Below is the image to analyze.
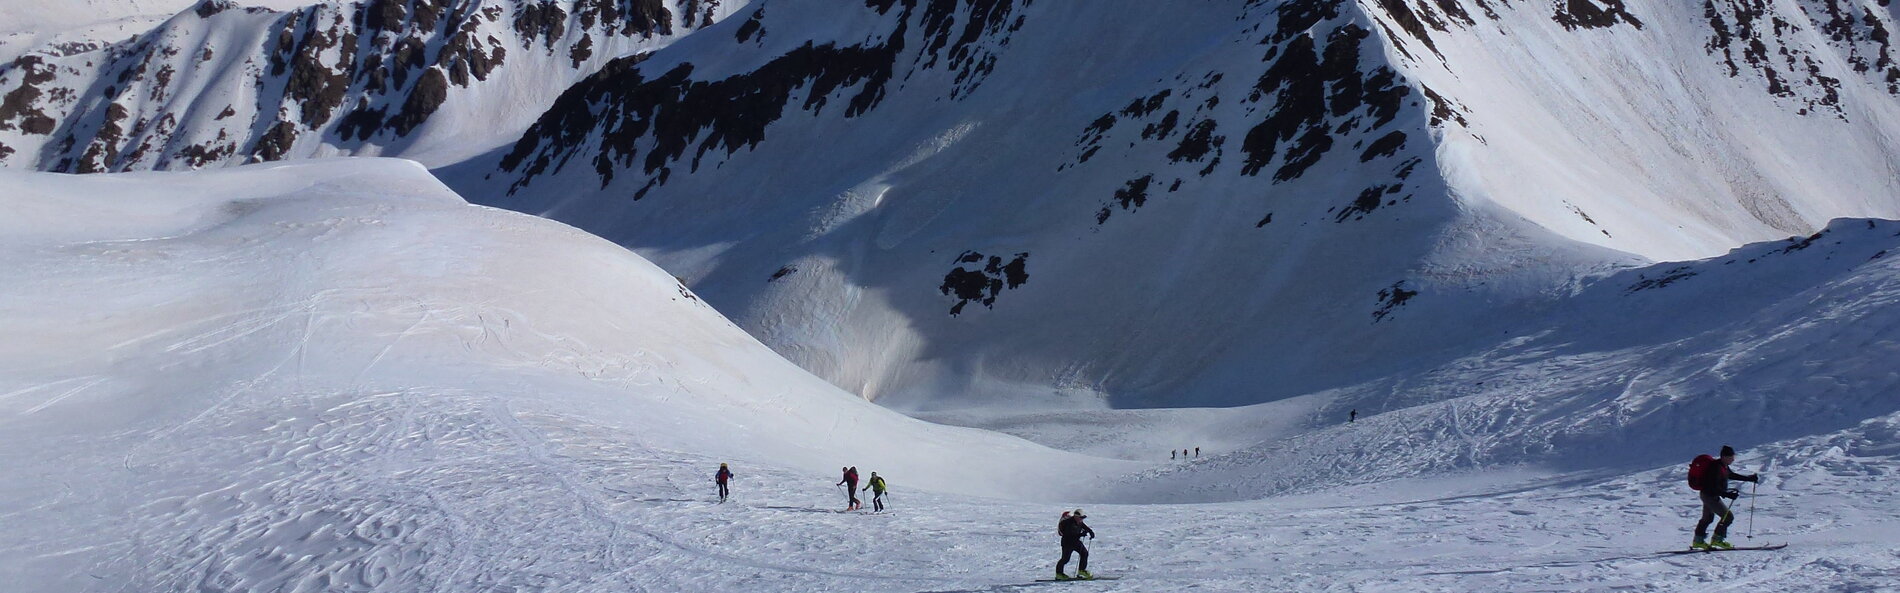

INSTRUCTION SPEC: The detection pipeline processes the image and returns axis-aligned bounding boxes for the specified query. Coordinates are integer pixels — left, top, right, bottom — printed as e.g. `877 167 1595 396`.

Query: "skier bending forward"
838 467 860 511
1056 509 1095 580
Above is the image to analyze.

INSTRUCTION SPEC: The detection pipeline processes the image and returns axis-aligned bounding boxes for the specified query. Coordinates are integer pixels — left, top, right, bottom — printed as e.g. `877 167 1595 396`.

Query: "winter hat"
1720 445 1736 457
1072 508 1086 518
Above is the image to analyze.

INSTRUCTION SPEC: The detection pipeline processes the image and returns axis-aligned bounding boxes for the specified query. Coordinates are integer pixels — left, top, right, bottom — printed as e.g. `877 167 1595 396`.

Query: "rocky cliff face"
0 0 742 171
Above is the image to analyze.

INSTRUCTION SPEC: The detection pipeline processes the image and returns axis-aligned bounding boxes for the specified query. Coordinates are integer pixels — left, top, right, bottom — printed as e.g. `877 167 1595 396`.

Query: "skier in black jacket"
1055 509 1095 580
1693 445 1760 550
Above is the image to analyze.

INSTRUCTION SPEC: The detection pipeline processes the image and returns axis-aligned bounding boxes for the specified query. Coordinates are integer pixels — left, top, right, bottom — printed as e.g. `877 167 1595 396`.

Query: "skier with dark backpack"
1055 509 1095 580
714 463 733 502
1687 445 1760 550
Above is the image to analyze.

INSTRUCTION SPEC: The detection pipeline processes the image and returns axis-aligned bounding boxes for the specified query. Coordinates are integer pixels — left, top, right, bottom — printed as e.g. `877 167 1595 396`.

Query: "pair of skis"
1026 544 1788 585
1659 543 1786 554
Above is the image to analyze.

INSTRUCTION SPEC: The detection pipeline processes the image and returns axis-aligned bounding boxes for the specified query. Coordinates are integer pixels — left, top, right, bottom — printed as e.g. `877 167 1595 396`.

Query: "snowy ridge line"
1365 0 1900 260
0 0 747 172
480 0 1900 257
1093 217 1900 501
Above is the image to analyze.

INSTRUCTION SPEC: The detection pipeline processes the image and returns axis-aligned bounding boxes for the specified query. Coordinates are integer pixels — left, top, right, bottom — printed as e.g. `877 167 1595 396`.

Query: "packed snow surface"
3 161 1899 592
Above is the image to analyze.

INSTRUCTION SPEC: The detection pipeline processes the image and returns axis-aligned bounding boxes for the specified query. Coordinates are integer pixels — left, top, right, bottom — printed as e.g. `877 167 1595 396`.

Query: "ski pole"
1747 481 1757 539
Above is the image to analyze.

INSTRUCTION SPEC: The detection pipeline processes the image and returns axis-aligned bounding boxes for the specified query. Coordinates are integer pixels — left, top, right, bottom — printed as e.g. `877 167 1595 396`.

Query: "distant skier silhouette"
862 472 888 512
1350 409 1357 423
1055 509 1095 580
714 463 733 502
838 466 861 511
1688 445 1759 549
1194 447 1199 458
1171 450 1177 460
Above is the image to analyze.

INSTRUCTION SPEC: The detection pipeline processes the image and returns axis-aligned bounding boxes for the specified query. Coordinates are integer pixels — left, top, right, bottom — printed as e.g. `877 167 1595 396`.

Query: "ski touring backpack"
1687 454 1717 490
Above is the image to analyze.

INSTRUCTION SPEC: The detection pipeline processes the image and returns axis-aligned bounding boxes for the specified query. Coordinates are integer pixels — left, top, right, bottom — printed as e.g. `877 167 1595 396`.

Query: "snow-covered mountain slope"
0 1 326 65
0 159 1139 589
1092 217 1900 500
4 159 1897 593
1390 0 1900 261
0 0 744 171
446 0 1900 411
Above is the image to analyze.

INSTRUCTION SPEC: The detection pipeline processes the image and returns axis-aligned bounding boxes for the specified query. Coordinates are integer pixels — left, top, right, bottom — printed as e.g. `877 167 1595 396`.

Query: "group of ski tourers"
704 443 1762 582
710 464 890 512
837 466 889 511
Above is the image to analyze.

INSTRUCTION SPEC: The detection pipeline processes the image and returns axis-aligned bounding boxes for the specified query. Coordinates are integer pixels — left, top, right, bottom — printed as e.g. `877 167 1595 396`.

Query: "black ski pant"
870 491 885 512
1694 491 1734 540
717 481 729 500
1057 539 1088 574
845 482 859 508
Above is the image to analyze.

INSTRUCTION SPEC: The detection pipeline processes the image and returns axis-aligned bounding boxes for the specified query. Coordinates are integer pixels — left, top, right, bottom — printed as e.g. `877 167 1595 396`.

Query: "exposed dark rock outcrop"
0 56 59 135
1372 280 1418 322
501 0 1037 196
1702 0 1900 116
939 250 1030 316
1627 266 1698 292
1552 0 1644 30
1095 174 1155 224
1059 2 1430 230
1239 21 1410 183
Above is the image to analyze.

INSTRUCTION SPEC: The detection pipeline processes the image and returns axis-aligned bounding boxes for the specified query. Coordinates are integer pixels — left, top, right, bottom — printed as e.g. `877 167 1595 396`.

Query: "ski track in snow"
13 374 1896 592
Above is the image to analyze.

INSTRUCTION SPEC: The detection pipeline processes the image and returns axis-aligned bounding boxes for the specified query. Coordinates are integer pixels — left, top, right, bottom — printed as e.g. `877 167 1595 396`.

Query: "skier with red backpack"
837 467 861 511
1687 445 1760 550
714 463 733 502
